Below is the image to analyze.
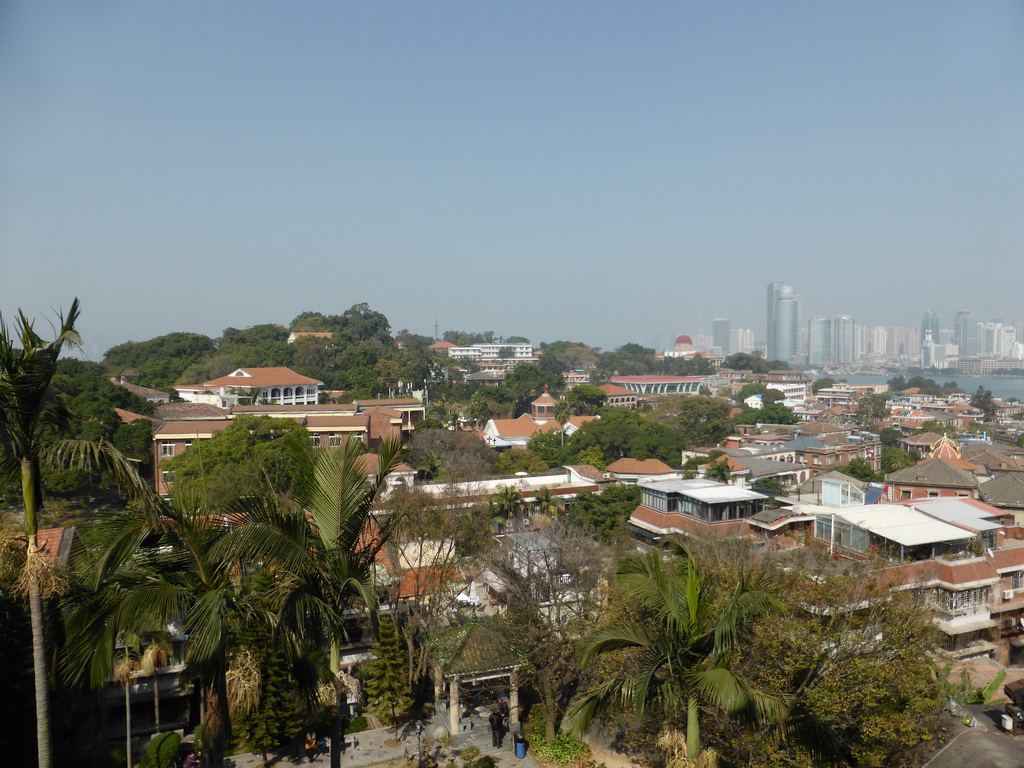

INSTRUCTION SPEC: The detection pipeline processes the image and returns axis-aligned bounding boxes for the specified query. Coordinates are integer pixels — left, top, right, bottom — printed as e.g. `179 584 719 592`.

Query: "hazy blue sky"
2 1 1022 358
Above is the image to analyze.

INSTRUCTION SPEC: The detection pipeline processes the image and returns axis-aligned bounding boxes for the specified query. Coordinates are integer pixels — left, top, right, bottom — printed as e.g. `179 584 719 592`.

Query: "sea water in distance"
834 374 1024 402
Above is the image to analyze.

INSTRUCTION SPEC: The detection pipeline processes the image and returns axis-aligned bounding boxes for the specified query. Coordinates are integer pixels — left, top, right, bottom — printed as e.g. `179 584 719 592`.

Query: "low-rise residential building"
175 367 323 407
885 457 981 501
783 434 882 474
153 419 231 494
432 342 539 372
152 396 425 494
605 458 676 483
597 383 638 409
627 478 768 543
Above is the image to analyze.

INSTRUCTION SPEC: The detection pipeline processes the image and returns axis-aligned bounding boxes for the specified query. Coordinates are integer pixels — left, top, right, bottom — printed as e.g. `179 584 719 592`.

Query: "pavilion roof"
428 621 523 677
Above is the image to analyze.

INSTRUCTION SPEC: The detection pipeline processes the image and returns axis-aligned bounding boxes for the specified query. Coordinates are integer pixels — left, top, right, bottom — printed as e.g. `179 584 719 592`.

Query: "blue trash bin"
514 732 527 759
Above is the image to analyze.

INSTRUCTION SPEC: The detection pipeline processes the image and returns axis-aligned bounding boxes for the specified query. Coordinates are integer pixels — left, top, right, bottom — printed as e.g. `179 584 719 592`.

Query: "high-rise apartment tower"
766 282 799 363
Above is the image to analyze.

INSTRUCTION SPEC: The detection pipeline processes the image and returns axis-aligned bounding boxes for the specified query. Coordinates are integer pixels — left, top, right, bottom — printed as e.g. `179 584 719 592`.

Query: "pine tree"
232 577 302 766
234 640 300 766
363 617 411 735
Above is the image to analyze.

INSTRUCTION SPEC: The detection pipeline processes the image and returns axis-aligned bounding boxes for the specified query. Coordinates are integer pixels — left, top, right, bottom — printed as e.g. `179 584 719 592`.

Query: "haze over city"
2 2 1023 356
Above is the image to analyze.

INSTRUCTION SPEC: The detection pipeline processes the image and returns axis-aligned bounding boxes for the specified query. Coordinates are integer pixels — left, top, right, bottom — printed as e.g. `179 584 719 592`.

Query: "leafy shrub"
460 746 480 762
140 732 183 768
526 708 591 766
465 757 496 768
346 715 368 734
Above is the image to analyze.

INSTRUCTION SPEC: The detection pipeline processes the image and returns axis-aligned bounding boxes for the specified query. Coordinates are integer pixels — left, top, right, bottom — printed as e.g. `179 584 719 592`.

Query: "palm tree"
565 543 784 760
534 486 560 519
704 458 732 485
269 434 405 768
552 400 572 447
416 449 444 481
71 494 275 768
0 300 81 768
1 299 153 768
490 484 520 531
140 634 173 734
113 634 144 768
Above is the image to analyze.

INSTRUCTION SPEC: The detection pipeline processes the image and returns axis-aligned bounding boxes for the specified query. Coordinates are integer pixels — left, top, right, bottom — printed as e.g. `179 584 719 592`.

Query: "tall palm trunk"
23 458 52 768
153 670 161 733
330 642 343 768
29 575 51 768
204 666 230 768
686 697 700 760
124 679 133 768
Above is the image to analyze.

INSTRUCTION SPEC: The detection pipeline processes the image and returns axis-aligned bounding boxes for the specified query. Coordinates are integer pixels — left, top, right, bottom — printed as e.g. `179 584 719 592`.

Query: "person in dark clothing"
488 709 502 747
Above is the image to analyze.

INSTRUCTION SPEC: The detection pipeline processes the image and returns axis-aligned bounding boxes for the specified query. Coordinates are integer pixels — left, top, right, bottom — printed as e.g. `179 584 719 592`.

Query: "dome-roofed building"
931 434 963 461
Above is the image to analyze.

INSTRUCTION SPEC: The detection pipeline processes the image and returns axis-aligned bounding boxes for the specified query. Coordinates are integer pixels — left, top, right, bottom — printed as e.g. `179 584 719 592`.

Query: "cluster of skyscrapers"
750 283 1022 370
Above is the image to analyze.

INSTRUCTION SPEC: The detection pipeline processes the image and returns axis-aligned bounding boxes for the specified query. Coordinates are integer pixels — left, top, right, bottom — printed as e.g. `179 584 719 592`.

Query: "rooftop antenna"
434 318 439 341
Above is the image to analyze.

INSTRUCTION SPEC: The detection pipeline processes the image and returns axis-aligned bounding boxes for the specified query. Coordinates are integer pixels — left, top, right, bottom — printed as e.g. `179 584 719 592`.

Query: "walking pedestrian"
305 731 317 763
488 708 501 748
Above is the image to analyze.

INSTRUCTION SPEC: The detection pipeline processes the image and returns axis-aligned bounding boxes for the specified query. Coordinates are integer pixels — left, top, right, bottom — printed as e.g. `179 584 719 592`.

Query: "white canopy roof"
836 505 973 548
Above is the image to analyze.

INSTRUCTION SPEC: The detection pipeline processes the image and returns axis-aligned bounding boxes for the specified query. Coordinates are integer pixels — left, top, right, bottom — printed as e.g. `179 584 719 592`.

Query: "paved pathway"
223 717 540 768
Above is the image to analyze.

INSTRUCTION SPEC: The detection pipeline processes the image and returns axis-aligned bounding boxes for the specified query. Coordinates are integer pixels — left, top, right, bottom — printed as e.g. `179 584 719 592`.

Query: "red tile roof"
202 367 323 388
489 414 542 438
609 375 701 383
598 384 635 395
606 458 674 475
153 420 232 437
114 408 150 424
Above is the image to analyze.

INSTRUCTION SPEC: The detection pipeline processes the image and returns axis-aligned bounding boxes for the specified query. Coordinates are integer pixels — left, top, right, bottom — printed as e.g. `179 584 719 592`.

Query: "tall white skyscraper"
729 328 755 354
834 315 856 365
766 282 799 363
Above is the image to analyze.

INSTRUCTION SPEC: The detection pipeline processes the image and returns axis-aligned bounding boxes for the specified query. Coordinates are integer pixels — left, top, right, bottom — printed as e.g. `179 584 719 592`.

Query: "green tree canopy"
811 377 837 394
568 407 683 465
160 416 307 509
566 543 784 761
733 403 799 426
103 332 217 390
651 395 733 448
565 384 607 415
563 485 641 542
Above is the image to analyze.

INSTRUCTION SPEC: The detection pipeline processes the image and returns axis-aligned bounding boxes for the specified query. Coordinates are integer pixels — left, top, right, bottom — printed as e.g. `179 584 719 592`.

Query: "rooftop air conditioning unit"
1005 589 1015 601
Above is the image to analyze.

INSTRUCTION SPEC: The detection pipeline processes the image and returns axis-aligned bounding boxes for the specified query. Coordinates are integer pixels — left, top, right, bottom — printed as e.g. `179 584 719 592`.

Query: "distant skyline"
3 2 1023 358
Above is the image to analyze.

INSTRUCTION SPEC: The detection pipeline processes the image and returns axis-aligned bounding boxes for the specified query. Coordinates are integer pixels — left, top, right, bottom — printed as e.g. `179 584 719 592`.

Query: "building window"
937 586 990 615
183 441 193 451
160 442 175 458
1013 571 1024 591
295 387 304 398
309 434 321 448
329 434 342 447
900 490 911 500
